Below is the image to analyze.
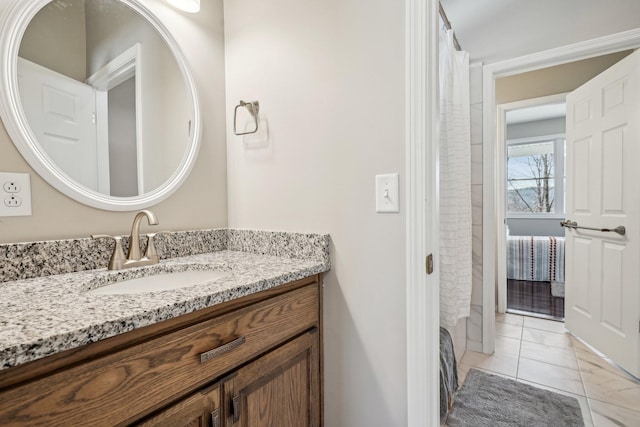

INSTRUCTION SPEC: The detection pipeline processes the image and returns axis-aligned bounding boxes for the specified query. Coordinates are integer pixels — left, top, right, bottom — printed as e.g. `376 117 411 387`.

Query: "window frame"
506 133 566 218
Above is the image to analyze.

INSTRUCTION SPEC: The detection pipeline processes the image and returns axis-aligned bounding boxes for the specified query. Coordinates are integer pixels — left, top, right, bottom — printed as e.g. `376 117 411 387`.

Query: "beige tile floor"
458 313 640 427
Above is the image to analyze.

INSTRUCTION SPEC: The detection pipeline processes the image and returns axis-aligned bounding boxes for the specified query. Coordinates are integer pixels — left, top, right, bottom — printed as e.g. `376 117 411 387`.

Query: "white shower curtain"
439 29 472 330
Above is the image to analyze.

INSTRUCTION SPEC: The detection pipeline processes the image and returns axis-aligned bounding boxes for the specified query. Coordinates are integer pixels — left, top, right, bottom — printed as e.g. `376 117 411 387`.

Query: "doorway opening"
481 34 640 355
496 94 566 321
499 97 567 322
488 46 640 379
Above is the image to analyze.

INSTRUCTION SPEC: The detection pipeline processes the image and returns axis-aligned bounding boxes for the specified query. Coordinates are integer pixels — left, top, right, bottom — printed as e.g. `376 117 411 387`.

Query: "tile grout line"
520 328 575 351
586 395 640 415
515 322 523 380
529 320 595 425
570 334 640 421
571 333 595 425
519 316 592 424
463 315 640 426
573 332 640 422
517 354 580 372
499 315 640 425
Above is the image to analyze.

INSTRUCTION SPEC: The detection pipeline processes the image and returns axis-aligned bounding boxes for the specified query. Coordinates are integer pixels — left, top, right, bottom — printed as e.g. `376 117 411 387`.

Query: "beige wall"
19 0 87 82
0 0 227 243
496 51 633 104
223 0 407 424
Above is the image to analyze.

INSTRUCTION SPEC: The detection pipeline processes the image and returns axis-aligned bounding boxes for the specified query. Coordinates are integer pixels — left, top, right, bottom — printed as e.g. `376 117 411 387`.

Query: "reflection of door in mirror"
17 58 107 193
17 0 190 197
17 54 141 197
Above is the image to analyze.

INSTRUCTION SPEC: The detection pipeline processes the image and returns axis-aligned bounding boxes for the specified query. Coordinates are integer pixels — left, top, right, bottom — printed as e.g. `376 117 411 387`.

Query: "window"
507 137 565 215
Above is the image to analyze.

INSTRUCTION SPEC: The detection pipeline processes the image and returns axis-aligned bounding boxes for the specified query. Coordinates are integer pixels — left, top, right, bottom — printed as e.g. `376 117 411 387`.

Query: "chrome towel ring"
233 100 260 135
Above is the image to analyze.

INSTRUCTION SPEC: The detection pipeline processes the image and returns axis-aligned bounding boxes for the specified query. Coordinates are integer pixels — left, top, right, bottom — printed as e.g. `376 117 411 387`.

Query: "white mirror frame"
0 0 202 211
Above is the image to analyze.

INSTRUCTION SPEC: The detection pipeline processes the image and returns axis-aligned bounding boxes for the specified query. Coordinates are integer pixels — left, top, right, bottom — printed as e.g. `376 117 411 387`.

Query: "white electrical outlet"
3 181 20 193
5 195 22 207
0 173 32 217
375 173 399 213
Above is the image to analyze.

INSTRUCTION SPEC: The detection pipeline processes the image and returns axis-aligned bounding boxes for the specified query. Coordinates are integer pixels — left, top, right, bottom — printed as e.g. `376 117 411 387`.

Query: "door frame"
496 93 569 314
405 0 440 425
482 28 640 354
87 43 144 195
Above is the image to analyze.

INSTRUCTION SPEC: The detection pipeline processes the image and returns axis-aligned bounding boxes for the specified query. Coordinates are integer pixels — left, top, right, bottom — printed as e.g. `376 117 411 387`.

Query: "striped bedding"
506 236 565 283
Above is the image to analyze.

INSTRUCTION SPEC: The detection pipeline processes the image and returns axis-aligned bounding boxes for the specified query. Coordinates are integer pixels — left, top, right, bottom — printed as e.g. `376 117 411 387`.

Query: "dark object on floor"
446 369 584 427
508 279 564 319
440 327 459 424
550 280 564 297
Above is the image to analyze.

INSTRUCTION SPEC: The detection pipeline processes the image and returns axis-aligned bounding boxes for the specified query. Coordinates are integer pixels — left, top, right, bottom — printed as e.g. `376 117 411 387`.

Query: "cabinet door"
136 383 222 427
223 330 320 427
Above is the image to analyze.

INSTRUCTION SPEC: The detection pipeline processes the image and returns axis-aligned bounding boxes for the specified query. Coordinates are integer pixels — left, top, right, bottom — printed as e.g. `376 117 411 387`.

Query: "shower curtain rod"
439 2 462 51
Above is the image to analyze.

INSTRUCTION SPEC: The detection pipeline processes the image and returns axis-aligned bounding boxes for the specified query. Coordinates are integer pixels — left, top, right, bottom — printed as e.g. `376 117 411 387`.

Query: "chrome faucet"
93 210 168 270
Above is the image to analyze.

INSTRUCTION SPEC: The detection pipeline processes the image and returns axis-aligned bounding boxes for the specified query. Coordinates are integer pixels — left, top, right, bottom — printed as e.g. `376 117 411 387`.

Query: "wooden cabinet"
137 384 222 427
0 275 323 427
139 331 319 427
221 331 320 427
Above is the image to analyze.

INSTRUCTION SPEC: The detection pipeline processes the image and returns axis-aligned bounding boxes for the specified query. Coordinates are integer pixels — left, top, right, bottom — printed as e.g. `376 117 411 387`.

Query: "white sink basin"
87 269 231 295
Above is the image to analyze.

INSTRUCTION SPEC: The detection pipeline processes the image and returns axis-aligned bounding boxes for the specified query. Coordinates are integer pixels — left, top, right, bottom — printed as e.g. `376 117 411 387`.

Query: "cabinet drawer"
0 284 318 427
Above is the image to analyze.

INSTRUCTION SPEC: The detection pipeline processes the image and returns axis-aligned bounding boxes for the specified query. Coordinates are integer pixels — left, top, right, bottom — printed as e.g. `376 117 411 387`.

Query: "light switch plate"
0 172 32 217
375 173 399 213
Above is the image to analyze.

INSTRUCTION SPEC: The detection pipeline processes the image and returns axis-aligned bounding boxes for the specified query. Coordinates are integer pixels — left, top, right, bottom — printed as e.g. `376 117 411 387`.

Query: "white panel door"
17 57 103 192
565 49 640 377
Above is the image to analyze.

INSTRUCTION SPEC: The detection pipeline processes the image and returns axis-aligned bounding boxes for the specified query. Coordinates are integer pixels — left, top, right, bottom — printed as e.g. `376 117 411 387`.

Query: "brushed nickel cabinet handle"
231 395 241 424
200 336 246 363
211 408 221 427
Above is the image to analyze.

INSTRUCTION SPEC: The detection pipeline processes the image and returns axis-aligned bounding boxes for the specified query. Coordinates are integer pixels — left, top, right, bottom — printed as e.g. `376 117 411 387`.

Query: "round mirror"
0 0 201 211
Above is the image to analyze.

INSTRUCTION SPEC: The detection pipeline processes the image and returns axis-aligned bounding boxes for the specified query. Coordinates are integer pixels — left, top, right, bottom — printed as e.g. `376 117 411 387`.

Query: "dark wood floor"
507 279 564 320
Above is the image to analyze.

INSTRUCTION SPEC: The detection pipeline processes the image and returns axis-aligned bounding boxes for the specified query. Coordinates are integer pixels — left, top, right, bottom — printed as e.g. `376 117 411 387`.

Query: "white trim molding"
482 29 640 354
406 0 439 425
86 43 140 91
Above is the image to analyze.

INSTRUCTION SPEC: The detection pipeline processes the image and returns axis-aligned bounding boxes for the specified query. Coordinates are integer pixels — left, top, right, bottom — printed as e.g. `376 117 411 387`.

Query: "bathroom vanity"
0 0 329 423
0 230 329 426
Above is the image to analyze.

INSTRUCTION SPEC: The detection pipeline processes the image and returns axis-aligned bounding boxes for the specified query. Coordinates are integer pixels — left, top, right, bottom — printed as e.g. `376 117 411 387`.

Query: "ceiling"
439 0 640 64
505 103 565 125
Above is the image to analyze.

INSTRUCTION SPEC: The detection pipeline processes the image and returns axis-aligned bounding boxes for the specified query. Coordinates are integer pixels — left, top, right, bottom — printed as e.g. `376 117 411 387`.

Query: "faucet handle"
92 234 126 270
144 231 171 262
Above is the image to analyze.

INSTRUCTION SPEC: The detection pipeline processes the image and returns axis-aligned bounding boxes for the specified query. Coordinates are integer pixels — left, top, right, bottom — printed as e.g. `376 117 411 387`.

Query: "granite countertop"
0 245 329 371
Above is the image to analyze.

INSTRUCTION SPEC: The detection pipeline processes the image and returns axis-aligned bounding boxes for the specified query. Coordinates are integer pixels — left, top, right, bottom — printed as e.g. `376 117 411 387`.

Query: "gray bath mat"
446 369 584 427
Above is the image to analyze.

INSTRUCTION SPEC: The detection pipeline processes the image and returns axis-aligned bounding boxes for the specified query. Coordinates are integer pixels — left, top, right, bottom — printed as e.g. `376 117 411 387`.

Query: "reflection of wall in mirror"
85 0 189 193
108 77 138 197
19 0 87 82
